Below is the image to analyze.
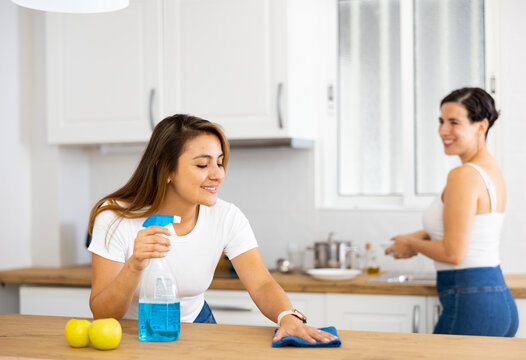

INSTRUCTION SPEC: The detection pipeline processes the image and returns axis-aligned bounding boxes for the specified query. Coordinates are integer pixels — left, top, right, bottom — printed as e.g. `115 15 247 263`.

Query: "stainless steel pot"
314 233 355 269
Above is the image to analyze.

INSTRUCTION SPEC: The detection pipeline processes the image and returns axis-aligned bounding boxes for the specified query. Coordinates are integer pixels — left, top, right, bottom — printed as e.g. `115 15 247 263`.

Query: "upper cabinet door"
46 0 162 144
163 0 287 139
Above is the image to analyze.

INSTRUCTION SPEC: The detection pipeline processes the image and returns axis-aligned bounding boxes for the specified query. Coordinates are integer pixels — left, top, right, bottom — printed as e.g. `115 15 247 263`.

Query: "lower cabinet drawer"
19 285 92 318
326 293 427 333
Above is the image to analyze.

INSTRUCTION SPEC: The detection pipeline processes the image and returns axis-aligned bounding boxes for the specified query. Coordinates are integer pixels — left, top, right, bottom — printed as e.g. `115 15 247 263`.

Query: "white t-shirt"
88 198 258 322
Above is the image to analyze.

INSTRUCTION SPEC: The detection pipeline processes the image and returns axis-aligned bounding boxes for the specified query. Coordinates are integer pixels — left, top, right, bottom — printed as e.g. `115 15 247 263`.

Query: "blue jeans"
434 265 518 336
193 301 217 324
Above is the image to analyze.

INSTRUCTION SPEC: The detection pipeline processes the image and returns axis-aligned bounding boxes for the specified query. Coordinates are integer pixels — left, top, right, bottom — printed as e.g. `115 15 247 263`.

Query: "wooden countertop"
0 265 92 286
1 265 526 298
213 271 440 295
1 314 525 359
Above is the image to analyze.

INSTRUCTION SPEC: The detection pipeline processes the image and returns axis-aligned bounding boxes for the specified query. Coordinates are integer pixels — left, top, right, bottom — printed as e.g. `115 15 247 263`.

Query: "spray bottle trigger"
142 214 181 228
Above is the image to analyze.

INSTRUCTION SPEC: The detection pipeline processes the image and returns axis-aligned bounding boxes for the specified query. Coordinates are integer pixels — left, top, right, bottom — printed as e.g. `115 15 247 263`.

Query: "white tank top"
422 163 504 270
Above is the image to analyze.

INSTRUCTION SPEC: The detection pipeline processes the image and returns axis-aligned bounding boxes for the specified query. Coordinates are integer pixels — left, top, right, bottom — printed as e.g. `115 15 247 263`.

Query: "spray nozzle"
142 214 181 228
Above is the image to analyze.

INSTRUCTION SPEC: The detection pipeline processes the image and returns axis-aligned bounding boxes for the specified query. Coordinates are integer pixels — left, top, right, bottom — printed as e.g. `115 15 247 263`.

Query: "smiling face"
168 133 225 208
438 102 487 159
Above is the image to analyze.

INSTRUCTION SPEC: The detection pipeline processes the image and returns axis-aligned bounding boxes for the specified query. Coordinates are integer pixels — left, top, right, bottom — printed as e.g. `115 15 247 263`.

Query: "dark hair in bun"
440 87 499 139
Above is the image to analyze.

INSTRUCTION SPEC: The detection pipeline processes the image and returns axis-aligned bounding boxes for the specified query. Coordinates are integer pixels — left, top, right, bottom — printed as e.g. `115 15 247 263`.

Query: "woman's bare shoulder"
444 165 484 200
447 165 481 183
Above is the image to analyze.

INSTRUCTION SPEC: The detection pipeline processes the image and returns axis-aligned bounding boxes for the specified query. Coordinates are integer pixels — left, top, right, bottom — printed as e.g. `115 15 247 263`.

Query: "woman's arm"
90 255 141 319
387 167 478 264
410 230 431 240
413 167 478 264
231 248 337 343
89 225 171 319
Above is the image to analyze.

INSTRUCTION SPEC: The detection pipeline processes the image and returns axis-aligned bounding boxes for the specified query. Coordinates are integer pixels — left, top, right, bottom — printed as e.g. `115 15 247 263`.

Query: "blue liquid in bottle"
139 215 182 342
139 300 180 342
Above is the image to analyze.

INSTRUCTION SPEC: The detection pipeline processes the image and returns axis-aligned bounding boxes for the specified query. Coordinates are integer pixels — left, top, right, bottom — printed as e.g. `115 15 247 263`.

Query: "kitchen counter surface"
1 314 525 359
0 265 92 286
1 265 526 297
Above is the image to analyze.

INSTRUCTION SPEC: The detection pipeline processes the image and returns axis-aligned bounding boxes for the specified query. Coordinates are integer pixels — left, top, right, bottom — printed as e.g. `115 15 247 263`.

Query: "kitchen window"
318 0 500 209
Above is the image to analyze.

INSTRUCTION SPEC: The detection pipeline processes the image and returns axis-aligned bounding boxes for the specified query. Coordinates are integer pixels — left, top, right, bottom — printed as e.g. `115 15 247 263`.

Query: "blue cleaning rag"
272 326 342 348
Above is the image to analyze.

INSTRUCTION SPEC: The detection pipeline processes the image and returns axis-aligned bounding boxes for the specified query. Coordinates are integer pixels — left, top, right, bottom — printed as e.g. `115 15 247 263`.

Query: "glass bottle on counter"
365 242 380 275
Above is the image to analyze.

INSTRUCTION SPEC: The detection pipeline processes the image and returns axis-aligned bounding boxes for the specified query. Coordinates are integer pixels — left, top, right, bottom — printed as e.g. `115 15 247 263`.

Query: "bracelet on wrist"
277 309 307 327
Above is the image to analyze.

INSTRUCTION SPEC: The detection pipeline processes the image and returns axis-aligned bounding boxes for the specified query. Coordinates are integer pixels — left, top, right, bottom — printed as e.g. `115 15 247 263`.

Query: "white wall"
0 3 91 270
26 8 91 267
0 0 32 271
26 8 61 267
499 0 526 274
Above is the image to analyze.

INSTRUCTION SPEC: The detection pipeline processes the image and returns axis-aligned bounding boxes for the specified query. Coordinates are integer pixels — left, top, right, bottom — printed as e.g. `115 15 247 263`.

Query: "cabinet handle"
412 305 420 333
149 88 156 131
276 83 283 129
209 305 253 312
433 304 442 328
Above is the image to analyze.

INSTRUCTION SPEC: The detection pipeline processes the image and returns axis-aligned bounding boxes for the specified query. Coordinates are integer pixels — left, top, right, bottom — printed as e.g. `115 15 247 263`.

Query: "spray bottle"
138 214 181 342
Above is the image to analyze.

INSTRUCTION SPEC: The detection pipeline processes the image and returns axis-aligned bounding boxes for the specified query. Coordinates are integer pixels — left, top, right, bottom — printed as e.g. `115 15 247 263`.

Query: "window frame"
316 0 501 210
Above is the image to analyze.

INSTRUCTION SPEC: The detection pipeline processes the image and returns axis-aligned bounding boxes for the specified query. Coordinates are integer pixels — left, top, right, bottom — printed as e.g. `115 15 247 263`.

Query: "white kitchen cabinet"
46 0 163 144
425 296 442 334
162 0 333 140
204 290 325 327
19 285 92 318
515 299 526 338
326 294 427 333
46 0 333 144
287 291 326 327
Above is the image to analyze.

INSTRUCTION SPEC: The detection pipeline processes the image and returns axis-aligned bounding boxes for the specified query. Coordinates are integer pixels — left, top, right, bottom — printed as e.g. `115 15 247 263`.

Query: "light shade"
11 0 129 13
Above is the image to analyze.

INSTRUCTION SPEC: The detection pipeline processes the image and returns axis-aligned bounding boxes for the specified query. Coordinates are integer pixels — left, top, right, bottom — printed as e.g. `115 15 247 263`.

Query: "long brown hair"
88 114 230 240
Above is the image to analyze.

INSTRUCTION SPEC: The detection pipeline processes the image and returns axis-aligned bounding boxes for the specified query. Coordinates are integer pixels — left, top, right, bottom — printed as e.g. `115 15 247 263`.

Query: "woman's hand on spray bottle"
130 226 172 271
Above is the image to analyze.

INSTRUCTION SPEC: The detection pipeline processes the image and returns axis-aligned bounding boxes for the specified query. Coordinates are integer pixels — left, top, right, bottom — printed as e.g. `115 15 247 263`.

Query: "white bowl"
306 268 362 281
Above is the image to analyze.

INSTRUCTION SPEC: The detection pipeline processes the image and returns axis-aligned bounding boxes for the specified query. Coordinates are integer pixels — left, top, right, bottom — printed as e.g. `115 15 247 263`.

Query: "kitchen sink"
368 272 436 284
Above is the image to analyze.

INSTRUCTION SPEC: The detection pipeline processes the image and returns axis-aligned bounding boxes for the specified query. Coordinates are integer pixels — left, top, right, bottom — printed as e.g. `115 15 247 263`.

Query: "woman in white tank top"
385 88 518 337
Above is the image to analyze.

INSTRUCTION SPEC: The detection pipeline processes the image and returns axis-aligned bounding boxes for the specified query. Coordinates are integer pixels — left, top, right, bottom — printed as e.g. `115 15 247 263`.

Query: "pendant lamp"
11 0 129 13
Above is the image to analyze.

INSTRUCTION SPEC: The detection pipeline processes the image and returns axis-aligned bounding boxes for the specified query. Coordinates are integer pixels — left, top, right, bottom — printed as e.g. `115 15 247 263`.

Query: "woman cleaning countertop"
85 115 335 344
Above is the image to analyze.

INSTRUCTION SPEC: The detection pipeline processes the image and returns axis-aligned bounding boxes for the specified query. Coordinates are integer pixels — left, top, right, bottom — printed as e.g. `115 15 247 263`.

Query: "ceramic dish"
306 268 362 281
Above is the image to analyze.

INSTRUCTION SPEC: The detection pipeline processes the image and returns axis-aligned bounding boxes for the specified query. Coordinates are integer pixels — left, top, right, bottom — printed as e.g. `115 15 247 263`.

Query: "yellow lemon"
64 319 91 348
88 318 122 350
